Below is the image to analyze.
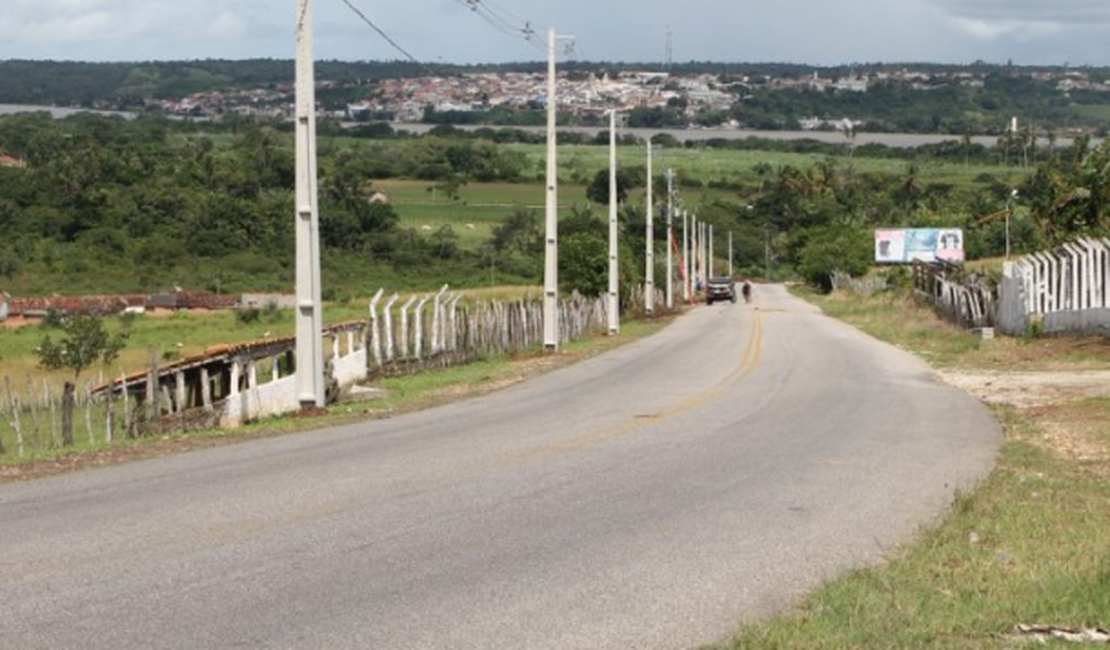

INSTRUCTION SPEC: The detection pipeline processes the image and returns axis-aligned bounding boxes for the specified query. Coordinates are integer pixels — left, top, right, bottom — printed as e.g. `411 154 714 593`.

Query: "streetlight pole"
1006 189 1018 260
294 0 325 408
607 109 619 335
543 28 559 351
645 142 655 315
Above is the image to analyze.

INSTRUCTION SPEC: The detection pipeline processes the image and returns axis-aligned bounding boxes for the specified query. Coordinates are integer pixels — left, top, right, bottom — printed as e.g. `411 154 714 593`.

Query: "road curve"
0 286 1000 650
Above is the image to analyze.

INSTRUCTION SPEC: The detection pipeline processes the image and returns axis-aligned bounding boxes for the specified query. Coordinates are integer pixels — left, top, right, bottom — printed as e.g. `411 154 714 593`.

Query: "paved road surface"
0 286 1000 649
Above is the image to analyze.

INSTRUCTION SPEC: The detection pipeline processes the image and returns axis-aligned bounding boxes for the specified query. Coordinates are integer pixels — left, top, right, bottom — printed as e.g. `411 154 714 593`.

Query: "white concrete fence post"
399 295 416 360
431 285 449 356
384 293 399 363
369 288 385 368
414 295 430 361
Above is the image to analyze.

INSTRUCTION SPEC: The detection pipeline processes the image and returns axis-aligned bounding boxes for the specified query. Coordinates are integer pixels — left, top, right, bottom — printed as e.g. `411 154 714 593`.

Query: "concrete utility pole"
697 222 705 288
705 223 710 286
728 230 734 277
294 0 325 408
681 208 689 303
543 28 559 351
645 142 655 315
708 225 714 278
665 169 674 310
607 109 620 335
690 214 698 297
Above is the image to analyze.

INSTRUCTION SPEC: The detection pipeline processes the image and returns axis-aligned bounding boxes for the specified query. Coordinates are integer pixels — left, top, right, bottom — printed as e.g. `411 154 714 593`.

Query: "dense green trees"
5 107 1109 300
0 113 533 296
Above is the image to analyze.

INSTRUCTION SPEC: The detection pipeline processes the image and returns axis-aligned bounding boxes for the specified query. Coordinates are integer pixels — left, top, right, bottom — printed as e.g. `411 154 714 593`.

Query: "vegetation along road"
0 286 1000 649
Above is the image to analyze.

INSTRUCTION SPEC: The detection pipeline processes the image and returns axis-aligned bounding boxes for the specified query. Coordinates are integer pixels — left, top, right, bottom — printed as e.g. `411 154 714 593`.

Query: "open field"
507 143 1028 188
714 287 1110 648
371 180 588 249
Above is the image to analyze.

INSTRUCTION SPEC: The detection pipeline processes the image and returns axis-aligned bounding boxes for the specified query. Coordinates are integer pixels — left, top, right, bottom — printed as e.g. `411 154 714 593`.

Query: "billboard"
875 228 965 264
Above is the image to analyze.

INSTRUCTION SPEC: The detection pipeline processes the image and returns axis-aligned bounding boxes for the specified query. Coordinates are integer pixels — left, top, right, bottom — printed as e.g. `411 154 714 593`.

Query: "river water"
0 103 137 120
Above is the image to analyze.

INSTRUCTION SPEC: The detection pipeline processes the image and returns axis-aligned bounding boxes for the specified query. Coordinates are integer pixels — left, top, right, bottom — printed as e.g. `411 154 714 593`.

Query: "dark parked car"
706 277 737 305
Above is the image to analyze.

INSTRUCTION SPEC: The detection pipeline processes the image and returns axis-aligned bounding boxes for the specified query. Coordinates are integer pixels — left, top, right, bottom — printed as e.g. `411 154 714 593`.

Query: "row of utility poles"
294 13 732 406
543 30 731 346
602 108 730 336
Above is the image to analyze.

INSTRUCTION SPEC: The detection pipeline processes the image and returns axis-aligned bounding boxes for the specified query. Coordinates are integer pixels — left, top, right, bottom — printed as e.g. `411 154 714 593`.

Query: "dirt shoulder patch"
939 369 1110 471
939 369 1110 408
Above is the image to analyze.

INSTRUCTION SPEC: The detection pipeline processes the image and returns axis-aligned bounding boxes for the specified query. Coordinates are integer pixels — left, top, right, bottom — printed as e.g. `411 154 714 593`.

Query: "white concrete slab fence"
997 237 1110 336
913 261 995 329
365 289 645 378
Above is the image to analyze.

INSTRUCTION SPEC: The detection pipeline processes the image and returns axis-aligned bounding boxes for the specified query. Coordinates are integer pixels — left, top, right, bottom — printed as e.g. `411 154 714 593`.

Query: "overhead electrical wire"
336 0 425 65
452 0 545 53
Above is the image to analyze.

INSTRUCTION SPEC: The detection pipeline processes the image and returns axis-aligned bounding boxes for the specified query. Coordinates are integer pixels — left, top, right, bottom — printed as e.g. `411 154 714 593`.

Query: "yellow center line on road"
500 308 765 467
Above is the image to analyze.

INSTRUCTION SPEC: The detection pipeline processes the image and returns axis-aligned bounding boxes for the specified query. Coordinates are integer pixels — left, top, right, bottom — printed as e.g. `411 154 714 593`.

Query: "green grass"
720 405 1110 649
797 286 1110 371
712 288 1110 648
1071 104 1110 125
505 143 1025 189
374 179 588 249
1 301 365 392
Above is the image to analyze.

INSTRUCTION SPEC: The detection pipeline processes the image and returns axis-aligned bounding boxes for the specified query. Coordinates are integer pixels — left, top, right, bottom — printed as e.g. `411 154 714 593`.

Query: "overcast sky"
2 0 1110 66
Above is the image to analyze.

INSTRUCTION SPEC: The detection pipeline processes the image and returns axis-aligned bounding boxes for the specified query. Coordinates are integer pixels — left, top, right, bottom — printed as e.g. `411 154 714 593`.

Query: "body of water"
0 104 137 120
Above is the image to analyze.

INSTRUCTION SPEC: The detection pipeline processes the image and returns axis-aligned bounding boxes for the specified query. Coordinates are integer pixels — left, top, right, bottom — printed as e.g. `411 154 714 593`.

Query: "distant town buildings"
132 66 1110 130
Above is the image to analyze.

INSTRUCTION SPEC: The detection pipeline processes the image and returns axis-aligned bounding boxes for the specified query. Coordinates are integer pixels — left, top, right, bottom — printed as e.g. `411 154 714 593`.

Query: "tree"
797 225 872 292
36 314 127 446
586 167 642 205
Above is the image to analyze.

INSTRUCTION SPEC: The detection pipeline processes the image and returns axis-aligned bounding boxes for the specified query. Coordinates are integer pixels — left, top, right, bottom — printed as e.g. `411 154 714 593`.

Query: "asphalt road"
0 286 1000 650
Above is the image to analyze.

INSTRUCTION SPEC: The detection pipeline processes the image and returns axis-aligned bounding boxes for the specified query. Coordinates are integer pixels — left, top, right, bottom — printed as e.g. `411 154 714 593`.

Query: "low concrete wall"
220 348 369 427
221 374 298 428
333 348 367 387
241 293 298 309
1045 308 1110 336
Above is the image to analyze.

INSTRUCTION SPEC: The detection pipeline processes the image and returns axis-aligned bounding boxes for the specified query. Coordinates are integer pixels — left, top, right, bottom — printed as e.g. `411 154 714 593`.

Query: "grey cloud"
927 0 1110 24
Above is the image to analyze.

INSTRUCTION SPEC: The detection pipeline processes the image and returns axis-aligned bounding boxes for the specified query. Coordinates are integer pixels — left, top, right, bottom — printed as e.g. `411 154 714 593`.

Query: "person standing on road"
742 281 752 304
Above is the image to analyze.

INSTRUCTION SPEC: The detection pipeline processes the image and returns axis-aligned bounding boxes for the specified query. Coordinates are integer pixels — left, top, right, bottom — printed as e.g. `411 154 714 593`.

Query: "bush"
560 232 608 296
798 225 873 292
881 265 912 290
236 307 261 324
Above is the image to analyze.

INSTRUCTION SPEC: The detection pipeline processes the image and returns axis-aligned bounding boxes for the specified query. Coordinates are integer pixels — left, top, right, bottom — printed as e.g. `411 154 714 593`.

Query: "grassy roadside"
713 288 1110 649
0 316 672 483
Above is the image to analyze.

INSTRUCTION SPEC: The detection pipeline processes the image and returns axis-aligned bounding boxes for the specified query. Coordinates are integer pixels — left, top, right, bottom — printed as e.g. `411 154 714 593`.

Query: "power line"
482 0 529 25
453 0 545 53
336 0 423 65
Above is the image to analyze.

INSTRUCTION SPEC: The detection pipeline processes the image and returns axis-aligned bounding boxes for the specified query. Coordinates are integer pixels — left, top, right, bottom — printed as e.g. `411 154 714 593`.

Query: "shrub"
798 225 873 292
236 307 261 324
